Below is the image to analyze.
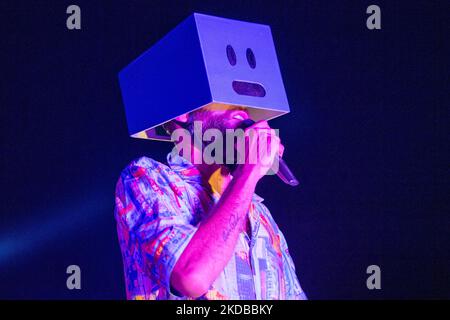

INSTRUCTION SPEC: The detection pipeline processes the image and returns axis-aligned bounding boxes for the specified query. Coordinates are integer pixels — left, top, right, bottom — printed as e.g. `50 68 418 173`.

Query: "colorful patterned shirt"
114 153 307 300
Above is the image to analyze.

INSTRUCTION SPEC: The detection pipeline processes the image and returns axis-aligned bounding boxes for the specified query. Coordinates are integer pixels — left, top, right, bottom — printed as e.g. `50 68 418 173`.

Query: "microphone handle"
276 156 299 186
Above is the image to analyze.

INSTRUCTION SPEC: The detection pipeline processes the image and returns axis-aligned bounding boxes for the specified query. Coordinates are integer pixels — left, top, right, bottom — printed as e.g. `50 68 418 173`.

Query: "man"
114 104 307 300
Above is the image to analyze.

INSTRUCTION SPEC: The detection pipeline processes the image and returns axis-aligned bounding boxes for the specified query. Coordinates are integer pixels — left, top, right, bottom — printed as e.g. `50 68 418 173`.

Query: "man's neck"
183 145 233 196
197 163 232 196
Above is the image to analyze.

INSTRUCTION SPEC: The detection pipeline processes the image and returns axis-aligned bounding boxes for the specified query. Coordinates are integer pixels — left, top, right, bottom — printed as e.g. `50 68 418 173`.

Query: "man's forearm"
171 169 258 297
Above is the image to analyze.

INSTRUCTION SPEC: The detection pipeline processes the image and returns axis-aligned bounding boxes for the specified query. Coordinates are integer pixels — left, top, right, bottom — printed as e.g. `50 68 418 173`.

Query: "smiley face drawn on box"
196 14 289 115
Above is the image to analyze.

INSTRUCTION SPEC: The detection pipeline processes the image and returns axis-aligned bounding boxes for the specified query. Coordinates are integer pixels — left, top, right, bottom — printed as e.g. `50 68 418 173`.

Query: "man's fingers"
244 120 270 133
241 120 283 168
251 120 269 129
279 143 285 158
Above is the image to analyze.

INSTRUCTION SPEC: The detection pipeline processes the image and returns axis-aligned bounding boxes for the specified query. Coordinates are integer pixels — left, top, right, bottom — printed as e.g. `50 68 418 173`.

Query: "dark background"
0 0 448 299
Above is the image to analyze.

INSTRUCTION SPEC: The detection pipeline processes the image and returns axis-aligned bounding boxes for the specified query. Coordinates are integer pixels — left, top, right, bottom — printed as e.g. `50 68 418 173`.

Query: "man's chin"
224 119 244 129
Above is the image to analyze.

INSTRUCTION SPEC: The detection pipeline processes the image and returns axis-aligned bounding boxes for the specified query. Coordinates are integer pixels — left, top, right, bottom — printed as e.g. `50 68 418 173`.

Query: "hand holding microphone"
235 119 299 187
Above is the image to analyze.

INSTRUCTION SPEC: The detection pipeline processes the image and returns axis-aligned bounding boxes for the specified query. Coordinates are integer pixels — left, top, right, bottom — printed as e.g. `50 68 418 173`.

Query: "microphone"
238 119 299 187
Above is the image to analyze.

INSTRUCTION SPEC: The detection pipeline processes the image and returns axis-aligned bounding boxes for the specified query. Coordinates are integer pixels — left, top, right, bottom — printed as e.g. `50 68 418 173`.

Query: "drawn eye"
246 48 256 69
226 45 236 66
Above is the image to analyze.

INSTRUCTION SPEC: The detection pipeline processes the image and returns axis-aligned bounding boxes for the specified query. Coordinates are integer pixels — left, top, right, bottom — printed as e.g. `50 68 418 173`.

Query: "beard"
189 111 234 134
188 110 243 173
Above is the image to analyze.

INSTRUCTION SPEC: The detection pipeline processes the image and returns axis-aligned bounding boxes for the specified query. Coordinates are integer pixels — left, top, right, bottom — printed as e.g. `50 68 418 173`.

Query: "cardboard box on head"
118 13 290 141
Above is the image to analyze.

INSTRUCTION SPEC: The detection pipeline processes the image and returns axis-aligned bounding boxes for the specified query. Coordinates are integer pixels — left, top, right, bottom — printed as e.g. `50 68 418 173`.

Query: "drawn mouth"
232 80 266 97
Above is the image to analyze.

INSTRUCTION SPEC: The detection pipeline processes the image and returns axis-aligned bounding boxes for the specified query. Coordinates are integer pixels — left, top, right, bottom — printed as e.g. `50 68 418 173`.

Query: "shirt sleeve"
114 164 198 297
257 202 307 300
